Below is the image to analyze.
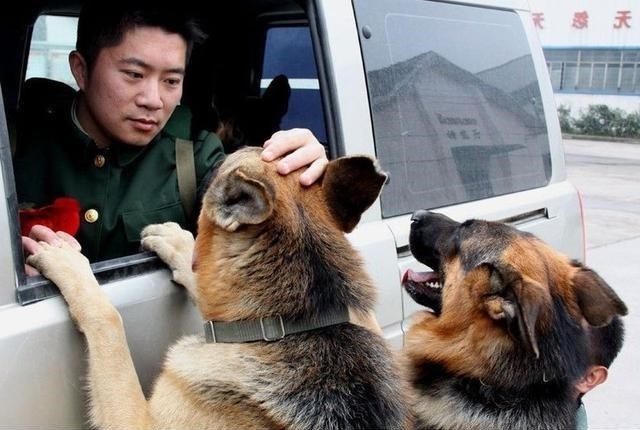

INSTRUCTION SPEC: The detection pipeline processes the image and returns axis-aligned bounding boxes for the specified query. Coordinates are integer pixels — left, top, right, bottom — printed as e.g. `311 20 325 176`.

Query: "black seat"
19 77 76 120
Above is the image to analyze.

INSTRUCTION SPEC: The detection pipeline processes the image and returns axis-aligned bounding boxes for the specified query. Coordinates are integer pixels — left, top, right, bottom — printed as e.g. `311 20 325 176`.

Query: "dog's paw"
27 242 95 294
141 222 195 288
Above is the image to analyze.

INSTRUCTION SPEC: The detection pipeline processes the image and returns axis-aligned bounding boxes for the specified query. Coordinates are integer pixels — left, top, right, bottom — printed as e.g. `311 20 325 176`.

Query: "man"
575 316 625 430
15 2 327 271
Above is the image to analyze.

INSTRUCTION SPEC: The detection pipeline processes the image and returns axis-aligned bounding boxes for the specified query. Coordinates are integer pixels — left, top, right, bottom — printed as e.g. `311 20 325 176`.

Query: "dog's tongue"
402 269 439 285
402 269 443 315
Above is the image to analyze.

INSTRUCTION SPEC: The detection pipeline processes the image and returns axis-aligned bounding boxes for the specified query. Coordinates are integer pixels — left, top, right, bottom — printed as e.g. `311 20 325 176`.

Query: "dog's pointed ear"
204 169 275 232
322 155 388 233
262 74 291 122
481 263 544 359
572 264 627 327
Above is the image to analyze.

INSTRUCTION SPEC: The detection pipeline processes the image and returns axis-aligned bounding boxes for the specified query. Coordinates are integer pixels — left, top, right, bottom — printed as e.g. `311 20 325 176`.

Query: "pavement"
563 138 640 430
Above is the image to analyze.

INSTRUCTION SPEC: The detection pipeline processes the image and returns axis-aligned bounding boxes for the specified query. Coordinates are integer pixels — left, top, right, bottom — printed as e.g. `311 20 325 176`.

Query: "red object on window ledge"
19 197 81 237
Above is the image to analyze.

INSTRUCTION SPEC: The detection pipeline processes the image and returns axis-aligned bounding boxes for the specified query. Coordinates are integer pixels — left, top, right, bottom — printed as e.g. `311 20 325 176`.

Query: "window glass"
26 15 79 88
548 63 562 90
577 64 591 89
262 26 326 143
353 0 551 217
620 64 635 92
592 64 606 90
563 63 578 89
605 64 620 90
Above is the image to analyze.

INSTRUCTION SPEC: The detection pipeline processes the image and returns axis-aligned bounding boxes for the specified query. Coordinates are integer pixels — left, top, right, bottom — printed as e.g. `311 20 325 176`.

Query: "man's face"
78 26 187 147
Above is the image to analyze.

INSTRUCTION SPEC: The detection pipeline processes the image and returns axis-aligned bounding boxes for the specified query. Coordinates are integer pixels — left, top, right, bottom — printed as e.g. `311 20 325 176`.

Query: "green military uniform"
14 92 225 262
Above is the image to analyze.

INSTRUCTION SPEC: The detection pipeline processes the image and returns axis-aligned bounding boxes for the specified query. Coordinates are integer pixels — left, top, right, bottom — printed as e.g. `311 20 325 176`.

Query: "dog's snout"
411 209 430 223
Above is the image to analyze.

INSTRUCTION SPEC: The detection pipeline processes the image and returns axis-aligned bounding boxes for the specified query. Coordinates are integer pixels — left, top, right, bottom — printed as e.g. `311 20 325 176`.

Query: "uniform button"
94 154 106 168
84 209 99 223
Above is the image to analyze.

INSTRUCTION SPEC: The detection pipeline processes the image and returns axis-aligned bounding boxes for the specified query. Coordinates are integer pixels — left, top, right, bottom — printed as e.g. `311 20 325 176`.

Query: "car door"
315 0 585 336
0 13 204 428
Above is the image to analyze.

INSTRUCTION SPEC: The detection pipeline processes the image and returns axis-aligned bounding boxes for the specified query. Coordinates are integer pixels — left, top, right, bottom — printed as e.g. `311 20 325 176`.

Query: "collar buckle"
260 315 286 341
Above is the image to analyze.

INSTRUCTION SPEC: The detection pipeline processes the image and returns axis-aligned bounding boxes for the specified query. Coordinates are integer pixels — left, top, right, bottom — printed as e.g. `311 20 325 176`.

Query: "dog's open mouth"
402 269 443 316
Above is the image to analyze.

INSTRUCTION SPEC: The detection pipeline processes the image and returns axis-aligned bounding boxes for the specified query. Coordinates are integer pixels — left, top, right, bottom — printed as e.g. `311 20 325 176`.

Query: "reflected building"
367 51 550 215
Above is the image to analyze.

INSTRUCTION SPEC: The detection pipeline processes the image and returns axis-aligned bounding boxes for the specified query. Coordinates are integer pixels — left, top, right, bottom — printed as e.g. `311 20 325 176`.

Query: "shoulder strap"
175 137 197 220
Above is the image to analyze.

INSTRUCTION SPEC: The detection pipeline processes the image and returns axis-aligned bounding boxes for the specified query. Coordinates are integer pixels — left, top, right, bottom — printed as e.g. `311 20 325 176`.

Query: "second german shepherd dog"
28 148 410 429
402 210 627 430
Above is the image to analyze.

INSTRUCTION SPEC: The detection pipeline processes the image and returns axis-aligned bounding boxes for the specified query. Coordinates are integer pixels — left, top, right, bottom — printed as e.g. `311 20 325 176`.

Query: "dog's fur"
28 147 410 429
402 210 627 430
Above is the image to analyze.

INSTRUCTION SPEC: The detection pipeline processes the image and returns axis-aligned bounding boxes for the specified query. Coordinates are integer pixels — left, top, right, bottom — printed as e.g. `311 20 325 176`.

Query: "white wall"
528 0 640 116
527 0 640 47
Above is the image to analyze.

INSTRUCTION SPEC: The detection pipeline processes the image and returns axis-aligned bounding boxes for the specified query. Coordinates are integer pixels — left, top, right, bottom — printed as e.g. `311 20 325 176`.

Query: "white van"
0 0 584 427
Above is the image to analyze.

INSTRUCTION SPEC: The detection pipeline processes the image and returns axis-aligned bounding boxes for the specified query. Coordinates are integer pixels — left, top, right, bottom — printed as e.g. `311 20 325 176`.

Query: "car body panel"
0 0 583 426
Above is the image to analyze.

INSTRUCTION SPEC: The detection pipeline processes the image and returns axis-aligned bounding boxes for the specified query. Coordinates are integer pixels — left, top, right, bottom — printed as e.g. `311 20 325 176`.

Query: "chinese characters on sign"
572 11 589 29
533 10 632 30
437 114 482 142
532 12 545 29
614 11 632 29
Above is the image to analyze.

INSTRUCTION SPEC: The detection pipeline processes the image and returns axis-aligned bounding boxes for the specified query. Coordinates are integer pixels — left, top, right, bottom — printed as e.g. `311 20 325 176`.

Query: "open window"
6 1 331 305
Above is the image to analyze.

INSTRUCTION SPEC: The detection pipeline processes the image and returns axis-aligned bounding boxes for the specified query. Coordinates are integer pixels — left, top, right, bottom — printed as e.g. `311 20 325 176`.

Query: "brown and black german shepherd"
402 210 627 430
28 148 410 429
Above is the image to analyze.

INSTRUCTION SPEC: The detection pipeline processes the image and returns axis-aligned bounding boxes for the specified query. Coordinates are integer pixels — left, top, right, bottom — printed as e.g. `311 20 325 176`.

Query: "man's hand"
261 128 328 186
23 225 82 276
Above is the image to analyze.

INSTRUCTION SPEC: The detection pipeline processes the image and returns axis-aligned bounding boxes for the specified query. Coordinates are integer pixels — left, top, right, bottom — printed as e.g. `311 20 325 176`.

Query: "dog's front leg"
28 243 154 430
141 222 198 301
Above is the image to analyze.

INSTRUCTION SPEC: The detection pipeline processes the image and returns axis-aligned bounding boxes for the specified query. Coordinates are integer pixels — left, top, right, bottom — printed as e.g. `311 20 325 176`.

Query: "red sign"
572 11 589 29
614 10 632 29
532 12 545 29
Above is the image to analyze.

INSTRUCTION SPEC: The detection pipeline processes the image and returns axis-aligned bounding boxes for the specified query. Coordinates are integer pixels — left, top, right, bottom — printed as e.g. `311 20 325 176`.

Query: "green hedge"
558 104 640 138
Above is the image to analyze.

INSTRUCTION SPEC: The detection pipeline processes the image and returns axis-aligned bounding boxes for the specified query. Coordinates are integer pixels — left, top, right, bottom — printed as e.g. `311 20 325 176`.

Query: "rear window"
262 25 327 143
26 15 78 88
353 0 551 218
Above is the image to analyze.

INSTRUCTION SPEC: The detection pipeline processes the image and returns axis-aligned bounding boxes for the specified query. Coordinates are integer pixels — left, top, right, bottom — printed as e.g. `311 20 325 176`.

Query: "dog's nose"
411 209 430 223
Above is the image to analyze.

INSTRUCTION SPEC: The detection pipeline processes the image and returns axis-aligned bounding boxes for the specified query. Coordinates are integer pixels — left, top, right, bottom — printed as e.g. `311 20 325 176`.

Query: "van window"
26 15 78 88
261 25 327 143
353 0 551 218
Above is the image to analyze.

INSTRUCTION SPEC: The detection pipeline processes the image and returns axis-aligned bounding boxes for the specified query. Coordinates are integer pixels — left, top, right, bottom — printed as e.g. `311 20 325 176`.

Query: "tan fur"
27 148 407 429
403 213 627 430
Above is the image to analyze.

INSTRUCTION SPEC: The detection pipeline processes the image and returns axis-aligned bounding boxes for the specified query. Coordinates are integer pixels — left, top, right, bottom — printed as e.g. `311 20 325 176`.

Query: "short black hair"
76 0 206 72
588 316 625 368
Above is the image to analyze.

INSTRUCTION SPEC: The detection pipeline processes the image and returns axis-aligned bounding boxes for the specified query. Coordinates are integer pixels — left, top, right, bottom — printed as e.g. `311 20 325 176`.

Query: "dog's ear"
572 264 628 327
323 156 388 232
205 169 275 232
261 74 291 123
481 263 544 359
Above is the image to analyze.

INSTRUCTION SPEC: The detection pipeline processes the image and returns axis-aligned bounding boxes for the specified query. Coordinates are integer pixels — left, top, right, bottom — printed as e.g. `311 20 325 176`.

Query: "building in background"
529 0 639 116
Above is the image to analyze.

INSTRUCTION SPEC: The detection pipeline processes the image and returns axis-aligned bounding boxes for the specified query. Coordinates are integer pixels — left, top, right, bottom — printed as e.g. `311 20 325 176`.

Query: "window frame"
258 21 329 145
11 2 336 306
254 4 336 157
